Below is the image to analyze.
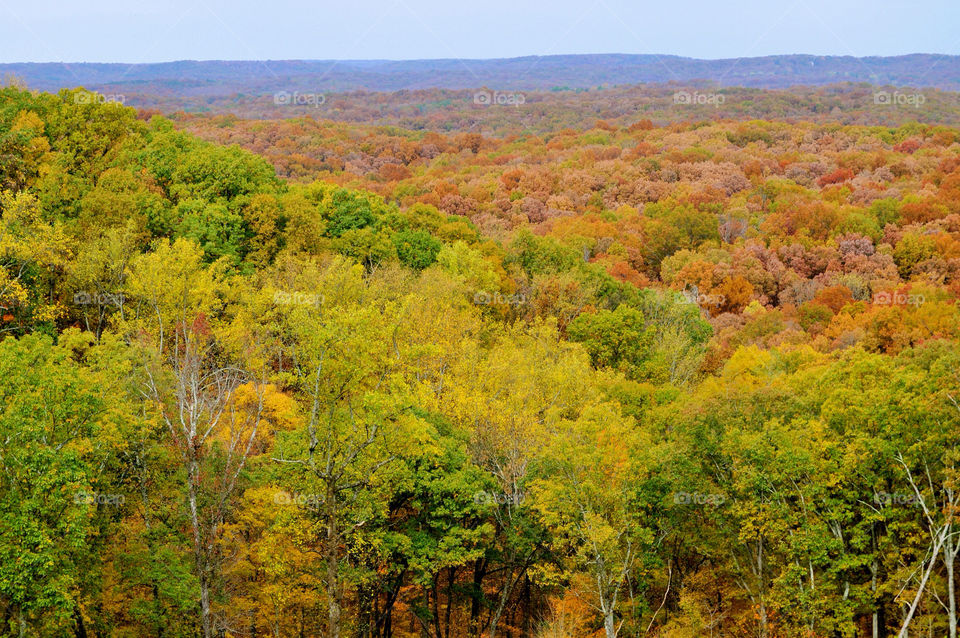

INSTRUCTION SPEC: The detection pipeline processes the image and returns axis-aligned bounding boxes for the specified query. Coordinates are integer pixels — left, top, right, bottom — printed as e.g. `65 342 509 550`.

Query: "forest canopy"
0 83 959 638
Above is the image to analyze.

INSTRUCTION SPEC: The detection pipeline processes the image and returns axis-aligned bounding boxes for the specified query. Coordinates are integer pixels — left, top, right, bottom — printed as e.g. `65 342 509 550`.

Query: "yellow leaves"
0 190 70 322
859 297 960 353
821 308 866 347
220 486 326 636
0 267 29 313
33 302 65 323
714 345 774 387
11 109 46 135
434 240 501 293
1 189 72 266
394 410 443 457
257 384 300 431
6 110 52 189
126 238 221 312
206 383 297 452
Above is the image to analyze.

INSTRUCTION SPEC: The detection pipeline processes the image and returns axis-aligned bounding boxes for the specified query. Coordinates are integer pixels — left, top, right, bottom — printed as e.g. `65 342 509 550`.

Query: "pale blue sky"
0 0 957 63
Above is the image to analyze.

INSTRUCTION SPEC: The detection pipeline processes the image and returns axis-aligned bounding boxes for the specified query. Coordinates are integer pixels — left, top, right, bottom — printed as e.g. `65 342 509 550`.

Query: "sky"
0 0 957 63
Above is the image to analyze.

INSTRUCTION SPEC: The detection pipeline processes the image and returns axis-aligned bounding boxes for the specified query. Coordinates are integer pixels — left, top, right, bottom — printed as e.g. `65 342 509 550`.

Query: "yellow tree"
122 238 270 638
531 402 652 638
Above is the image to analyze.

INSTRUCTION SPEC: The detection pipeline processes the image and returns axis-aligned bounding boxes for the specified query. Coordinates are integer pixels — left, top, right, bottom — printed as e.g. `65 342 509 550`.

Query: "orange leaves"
681 185 726 210
817 168 855 187
893 137 922 154
813 285 855 313
605 260 649 287
499 167 524 191
378 163 411 181
628 119 655 132
624 141 657 159
714 275 755 314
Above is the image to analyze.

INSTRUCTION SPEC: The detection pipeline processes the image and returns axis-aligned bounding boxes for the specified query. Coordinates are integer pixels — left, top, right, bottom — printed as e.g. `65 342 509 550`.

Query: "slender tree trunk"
521 576 530 638
137 452 166 638
444 567 455 638
199 572 212 638
489 556 530 638
73 607 88 638
603 610 616 638
469 558 486 638
488 569 515 638
326 483 341 638
432 579 442 638
756 538 768 638
897 527 948 638
154 582 165 638
188 457 213 638
757 604 768 638
946 533 957 638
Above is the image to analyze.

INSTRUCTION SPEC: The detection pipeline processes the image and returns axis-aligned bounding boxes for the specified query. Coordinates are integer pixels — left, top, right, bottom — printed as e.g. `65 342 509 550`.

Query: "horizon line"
1 52 957 66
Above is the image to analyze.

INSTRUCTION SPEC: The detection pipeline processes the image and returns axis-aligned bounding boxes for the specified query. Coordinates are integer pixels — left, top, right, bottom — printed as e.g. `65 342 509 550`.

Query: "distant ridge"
2 53 957 94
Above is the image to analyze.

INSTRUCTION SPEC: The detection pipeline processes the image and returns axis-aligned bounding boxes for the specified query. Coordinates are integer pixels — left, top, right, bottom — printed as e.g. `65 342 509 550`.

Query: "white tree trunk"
897 527 948 638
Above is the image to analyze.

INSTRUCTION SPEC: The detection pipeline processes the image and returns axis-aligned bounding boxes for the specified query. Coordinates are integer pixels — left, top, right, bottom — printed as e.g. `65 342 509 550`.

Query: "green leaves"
568 291 711 384
0 334 110 623
322 188 381 238
393 229 442 271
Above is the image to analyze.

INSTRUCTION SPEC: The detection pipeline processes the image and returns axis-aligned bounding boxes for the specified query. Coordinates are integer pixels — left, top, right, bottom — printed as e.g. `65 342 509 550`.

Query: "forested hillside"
1 83 959 638
5 53 960 94
156 83 960 134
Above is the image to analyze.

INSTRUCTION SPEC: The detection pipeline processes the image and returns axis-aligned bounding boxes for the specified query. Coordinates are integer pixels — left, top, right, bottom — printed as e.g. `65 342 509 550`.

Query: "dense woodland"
148 83 960 133
1 82 959 638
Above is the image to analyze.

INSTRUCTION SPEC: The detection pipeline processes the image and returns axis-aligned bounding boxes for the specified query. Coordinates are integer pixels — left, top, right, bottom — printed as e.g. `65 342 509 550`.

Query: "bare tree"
142 321 266 638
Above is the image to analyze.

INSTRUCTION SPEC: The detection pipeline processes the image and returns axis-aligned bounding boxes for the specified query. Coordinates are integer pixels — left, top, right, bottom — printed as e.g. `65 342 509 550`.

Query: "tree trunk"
756 538 768 638
488 569 515 638
897 527 948 638
603 609 616 638
757 603 768 638
357 580 373 638
946 533 957 638
72 607 88 638
469 558 486 638
432 579 442 638
199 571 212 638
326 483 341 638
444 568 455 638
188 457 213 638
521 576 530 638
